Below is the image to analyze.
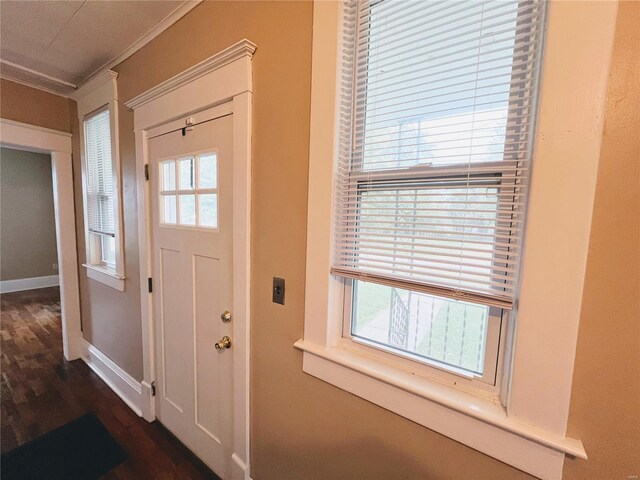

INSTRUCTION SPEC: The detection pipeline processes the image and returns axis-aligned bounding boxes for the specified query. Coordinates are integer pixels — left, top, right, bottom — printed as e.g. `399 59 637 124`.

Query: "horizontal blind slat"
331 0 546 305
85 109 116 237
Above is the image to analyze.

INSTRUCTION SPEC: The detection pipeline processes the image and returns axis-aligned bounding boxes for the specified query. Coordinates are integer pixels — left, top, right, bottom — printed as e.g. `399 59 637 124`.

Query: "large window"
333 0 544 384
299 0 616 476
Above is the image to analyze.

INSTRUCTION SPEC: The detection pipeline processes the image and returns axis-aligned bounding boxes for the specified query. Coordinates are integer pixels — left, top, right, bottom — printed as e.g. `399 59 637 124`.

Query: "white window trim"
295 2 619 479
74 70 125 291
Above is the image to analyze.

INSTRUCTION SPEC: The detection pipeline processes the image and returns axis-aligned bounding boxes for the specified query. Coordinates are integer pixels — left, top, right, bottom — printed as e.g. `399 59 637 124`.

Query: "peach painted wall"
1 1 636 477
564 1 640 477
0 79 72 133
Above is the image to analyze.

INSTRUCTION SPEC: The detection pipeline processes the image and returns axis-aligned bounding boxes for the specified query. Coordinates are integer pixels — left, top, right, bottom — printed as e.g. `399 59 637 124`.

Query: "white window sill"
294 339 586 480
83 264 125 291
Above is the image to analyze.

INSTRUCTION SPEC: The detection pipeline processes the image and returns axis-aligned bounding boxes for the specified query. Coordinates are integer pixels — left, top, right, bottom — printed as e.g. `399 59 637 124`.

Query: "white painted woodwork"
79 338 144 417
126 39 256 130
0 119 82 361
0 275 60 293
129 39 254 480
150 113 234 479
75 71 126 290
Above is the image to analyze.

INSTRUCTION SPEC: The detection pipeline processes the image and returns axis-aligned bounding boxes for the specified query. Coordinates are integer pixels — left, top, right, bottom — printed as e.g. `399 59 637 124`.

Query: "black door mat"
1 413 126 480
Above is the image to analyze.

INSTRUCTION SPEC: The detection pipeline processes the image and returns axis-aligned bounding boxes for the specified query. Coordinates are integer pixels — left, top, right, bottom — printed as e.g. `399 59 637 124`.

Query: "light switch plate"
273 277 285 305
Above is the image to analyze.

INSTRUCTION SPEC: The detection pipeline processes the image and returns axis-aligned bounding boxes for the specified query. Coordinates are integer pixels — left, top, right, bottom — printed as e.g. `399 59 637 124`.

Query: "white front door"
149 111 234 478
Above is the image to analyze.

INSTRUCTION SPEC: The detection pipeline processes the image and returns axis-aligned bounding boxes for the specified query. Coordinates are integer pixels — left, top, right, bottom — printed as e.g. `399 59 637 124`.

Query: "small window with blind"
82 106 123 285
333 0 546 382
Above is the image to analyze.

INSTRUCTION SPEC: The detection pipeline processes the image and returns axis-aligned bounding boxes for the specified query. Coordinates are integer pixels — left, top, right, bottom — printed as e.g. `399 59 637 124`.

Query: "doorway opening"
0 119 82 361
1 147 60 295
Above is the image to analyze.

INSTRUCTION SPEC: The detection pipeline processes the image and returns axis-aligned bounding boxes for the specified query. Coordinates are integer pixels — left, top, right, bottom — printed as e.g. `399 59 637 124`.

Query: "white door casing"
0 119 83 361
126 39 254 480
150 112 234 477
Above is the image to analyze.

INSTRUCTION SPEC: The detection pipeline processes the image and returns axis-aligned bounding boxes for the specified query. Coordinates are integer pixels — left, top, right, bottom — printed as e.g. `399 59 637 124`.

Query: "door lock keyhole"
215 336 232 351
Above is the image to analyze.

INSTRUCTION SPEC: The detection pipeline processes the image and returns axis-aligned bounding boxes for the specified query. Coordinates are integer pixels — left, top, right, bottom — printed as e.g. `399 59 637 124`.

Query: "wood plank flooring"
1 287 220 479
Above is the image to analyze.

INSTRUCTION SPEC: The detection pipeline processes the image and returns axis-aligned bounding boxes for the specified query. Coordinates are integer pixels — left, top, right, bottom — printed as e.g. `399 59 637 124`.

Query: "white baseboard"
0 274 59 293
78 338 143 417
140 380 156 422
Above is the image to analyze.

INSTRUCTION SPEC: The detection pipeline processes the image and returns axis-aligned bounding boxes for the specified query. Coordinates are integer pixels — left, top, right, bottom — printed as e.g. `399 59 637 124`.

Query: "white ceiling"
0 0 200 96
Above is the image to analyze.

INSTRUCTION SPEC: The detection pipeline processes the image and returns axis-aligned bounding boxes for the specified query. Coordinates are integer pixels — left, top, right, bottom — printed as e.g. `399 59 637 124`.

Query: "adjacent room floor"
0 287 219 479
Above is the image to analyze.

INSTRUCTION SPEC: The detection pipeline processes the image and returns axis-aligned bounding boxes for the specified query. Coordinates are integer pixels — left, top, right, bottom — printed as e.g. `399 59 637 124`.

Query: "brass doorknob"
220 311 232 323
215 336 232 351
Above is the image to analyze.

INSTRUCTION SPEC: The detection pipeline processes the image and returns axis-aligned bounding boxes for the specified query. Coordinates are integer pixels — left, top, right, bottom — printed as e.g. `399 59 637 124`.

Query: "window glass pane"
101 236 116 266
179 194 196 225
360 2 518 170
162 161 176 191
352 281 489 374
162 195 177 224
198 154 217 189
179 157 195 190
198 193 218 228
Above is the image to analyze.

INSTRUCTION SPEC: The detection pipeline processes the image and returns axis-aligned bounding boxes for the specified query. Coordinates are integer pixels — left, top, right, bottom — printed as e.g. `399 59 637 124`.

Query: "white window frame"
157 149 220 230
74 70 125 291
295 2 619 479
341 281 506 394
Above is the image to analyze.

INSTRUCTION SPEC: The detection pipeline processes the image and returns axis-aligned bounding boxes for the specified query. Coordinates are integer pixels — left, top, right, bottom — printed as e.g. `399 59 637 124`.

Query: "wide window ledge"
83 264 125 291
294 339 586 480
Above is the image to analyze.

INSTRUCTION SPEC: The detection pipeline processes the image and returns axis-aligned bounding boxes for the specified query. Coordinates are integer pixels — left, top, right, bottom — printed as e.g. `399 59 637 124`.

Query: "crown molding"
125 39 257 110
79 0 203 87
1 1 201 98
0 60 77 89
0 74 72 98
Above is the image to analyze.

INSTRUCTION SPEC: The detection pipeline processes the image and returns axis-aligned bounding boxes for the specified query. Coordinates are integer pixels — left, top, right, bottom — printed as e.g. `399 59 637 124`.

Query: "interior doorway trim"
0 118 83 360
125 38 255 480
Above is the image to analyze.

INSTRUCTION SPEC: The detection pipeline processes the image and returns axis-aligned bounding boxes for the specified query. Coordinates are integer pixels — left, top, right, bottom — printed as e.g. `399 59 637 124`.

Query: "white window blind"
85 109 115 238
332 0 547 309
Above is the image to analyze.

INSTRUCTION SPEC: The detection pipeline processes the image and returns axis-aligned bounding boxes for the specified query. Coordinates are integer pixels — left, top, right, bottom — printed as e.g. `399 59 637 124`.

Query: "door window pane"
162 195 177 224
179 194 196 225
352 281 490 374
179 158 195 190
198 193 218 228
198 154 217 189
162 161 176 190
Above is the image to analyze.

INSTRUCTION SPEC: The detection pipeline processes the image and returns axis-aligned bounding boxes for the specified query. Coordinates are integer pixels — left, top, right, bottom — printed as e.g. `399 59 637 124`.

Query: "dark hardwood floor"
1 287 220 479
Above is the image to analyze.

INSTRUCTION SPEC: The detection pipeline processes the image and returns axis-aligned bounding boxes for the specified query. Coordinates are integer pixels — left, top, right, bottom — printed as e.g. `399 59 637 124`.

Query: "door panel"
149 111 234 478
159 247 187 412
194 253 223 441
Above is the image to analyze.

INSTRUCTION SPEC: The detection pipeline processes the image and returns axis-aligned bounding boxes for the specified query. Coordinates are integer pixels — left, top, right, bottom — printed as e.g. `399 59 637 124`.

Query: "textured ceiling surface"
0 0 187 95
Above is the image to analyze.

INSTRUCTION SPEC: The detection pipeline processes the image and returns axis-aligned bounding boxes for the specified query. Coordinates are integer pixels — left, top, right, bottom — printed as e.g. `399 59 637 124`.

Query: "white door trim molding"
0 118 83 360
126 38 255 480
